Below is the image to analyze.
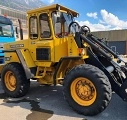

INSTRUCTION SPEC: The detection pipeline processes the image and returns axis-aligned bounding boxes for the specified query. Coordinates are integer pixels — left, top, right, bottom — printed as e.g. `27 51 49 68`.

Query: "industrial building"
0 5 27 39
92 29 127 55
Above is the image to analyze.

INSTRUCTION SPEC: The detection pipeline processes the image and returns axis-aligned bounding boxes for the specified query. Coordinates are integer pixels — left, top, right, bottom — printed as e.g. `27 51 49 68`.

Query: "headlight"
78 48 85 55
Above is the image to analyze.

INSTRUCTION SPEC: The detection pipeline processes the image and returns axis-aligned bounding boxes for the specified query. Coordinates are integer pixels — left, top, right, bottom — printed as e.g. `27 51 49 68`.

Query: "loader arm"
76 26 127 101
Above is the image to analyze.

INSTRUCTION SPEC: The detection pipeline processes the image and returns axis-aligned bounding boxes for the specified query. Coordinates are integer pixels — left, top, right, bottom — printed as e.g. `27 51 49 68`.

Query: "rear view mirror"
54 11 60 18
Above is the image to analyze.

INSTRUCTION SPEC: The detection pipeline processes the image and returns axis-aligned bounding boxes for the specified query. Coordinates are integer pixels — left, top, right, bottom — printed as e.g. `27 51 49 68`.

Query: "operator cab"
26 4 90 62
27 4 79 40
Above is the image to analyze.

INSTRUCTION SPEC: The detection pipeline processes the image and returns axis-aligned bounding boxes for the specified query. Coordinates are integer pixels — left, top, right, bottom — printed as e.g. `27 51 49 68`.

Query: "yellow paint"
35 62 52 67
20 49 36 68
4 52 20 64
1 4 90 85
71 77 97 106
55 59 85 84
54 37 68 62
4 39 29 50
27 4 78 17
67 36 79 56
4 71 16 91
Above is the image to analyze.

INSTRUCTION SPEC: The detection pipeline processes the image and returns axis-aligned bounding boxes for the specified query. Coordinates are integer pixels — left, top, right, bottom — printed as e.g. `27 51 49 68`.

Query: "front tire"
1 63 30 98
63 64 112 116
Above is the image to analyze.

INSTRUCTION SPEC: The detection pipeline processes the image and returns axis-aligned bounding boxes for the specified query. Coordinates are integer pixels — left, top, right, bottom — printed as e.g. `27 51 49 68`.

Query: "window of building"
39 13 51 38
29 16 38 39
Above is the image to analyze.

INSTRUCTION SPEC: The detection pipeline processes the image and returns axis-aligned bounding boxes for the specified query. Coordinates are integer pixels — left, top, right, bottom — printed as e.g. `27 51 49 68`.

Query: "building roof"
92 29 127 41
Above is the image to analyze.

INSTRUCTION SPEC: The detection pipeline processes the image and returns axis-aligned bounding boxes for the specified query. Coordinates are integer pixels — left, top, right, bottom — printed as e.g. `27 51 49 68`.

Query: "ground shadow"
0 81 127 120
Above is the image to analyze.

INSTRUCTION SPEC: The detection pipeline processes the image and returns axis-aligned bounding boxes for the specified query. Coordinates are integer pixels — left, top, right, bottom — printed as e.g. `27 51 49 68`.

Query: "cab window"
39 13 51 38
29 16 38 39
52 12 73 38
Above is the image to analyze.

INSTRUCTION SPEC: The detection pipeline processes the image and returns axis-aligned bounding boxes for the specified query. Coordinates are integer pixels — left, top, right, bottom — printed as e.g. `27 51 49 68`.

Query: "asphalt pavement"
0 80 127 120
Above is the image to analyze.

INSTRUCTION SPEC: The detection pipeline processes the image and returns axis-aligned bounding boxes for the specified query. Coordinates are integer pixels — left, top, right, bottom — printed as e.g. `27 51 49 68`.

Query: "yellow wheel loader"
1 4 127 116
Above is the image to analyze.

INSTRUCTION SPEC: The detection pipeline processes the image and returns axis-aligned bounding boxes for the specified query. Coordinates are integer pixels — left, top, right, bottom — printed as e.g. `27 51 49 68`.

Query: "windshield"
52 11 73 38
0 23 13 37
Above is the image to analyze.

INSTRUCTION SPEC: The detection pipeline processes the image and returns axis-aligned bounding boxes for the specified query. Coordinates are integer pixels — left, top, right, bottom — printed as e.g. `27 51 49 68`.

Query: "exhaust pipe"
18 19 23 40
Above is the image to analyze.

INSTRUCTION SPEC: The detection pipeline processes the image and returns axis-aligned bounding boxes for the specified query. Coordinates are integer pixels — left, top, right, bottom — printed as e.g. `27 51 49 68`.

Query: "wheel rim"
4 71 16 91
71 77 97 106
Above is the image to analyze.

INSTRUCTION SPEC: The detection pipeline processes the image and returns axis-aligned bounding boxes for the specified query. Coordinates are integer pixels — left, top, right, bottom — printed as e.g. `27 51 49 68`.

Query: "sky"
41 0 127 32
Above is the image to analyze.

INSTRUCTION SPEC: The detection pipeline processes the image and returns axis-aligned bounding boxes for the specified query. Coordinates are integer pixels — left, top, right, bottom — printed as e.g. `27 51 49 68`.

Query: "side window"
39 13 51 38
55 23 61 35
29 16 38 39
52 12 62 36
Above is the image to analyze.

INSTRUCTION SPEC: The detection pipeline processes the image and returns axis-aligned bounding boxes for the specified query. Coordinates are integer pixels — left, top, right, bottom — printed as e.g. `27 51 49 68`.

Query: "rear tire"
1 63 30 98
63 64 112 116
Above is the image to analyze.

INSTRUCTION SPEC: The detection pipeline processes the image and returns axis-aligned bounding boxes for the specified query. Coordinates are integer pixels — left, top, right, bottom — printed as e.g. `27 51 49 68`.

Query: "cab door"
37 12 54 62
28 14 39 62
28 12 54 63
52 12 68 62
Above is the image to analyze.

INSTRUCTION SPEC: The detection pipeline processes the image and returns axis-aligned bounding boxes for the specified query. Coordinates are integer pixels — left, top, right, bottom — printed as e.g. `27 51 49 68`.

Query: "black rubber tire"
63 64 112 116
1 63 30 98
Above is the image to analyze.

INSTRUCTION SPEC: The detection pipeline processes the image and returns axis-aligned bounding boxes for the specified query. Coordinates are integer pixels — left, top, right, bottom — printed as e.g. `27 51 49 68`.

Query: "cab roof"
27 4 79 17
